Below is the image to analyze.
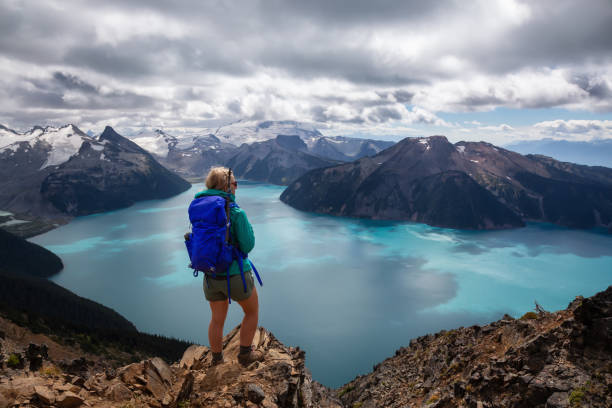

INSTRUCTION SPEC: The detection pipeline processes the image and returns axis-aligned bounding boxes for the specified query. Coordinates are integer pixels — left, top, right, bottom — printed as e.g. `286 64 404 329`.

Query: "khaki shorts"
203 271 255 302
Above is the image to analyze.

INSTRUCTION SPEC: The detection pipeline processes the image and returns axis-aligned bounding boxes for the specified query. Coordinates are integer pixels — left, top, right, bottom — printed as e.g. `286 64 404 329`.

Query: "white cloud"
0 0 610 142
479 124 514 132
533 120 612 135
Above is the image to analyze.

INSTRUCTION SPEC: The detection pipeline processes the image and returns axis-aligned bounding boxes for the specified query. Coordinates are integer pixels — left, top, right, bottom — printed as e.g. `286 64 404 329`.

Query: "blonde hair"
205 167 233 190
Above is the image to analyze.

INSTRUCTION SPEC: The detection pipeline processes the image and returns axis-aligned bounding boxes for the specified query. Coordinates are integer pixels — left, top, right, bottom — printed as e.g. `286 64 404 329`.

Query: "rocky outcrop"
338 286 612 408
2 287 611 407
281 135 612 231
0 325 341 408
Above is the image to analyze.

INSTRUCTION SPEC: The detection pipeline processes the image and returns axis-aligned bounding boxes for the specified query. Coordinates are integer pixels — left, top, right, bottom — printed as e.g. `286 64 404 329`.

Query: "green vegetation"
519 312 538 320
40 364 62 377
0 272 191 364
177 400 191 408
352 403 363 408
0 228 63 278
6 353 21 368
569 387 586 407
338 385 355 398
443 329 458 338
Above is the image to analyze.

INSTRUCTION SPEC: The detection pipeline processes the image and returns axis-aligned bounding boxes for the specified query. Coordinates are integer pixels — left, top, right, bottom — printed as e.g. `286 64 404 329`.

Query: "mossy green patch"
569 387 586 407
520 311 538 320
338 385 355 398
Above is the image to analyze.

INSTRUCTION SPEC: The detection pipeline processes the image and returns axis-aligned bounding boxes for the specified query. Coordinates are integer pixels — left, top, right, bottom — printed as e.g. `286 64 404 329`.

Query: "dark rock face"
39 127 190 216
337 286 612 408
309 136 394 162
0 229 63 278
0 125 190 230
281 135 612 230
226 135 339 185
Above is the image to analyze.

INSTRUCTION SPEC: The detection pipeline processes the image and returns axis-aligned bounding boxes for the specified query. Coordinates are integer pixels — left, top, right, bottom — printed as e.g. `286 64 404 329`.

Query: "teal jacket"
193 189 254 276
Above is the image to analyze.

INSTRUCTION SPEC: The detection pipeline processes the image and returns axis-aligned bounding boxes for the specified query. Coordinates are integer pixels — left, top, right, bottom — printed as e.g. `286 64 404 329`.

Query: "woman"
194 167 263 366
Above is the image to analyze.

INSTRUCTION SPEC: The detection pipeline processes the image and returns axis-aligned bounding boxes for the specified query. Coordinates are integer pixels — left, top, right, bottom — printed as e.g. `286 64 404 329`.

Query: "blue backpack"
185 195 262 303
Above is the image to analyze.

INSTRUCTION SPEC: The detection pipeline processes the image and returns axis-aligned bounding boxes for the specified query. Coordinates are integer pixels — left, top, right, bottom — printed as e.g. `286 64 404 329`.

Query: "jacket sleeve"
231 208 255 254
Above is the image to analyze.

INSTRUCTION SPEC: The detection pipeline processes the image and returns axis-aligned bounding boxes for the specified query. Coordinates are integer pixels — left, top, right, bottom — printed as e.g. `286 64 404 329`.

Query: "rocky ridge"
281 135 612 231
226 135 340 185
0 324 340 408
1 287 611 407
338 286 612 408
128 121 394 181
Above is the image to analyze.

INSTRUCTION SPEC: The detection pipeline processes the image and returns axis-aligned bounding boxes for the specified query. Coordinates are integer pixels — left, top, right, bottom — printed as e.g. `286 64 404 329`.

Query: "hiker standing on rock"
186 167 264 366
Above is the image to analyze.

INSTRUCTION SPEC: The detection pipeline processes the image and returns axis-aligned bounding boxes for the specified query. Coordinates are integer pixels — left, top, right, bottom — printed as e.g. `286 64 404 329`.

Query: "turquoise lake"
30 181 612 387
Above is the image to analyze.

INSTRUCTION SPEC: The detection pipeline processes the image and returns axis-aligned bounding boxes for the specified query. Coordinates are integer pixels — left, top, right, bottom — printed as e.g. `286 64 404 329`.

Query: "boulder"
118 362 144 385
246 384 265 404
144 364 167 400
33 385 55 405
107 381 132 402
0 392 10 408
147 357 172 384
179 345 209 370
55 391 84 408
546 392 569 408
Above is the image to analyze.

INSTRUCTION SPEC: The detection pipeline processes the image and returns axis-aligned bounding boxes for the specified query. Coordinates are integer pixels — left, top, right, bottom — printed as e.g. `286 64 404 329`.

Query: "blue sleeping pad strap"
249 259 263 286
226 264 232 304
235 248 263 289
236 248 248 293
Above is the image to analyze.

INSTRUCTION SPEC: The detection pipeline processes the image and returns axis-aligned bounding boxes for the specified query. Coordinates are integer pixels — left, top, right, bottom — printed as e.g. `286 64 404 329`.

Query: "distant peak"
426 135 449 142
100 126 121 140
0 124 18 134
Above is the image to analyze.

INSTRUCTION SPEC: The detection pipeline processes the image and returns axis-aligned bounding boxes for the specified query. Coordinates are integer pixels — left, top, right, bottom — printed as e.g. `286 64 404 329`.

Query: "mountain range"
505 138 612 168
281 135 612 231
128 120 394 182
0 124 191 236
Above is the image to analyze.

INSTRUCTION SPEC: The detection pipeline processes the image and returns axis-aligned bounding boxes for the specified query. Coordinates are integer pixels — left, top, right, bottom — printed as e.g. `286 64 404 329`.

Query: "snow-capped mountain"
0 124 36 148
0 125 190 236
125 121 396 181
131 129 179 158
0 124 105 170
214 120 323 146
226 135 340 185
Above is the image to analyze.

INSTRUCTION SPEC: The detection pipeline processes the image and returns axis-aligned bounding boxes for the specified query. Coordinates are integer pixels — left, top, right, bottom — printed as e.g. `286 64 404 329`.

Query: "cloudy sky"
1 0 611 144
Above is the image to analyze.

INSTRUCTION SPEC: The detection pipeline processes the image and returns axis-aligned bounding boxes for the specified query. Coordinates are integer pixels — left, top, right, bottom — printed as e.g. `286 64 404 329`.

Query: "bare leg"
237 288 259 347
208 300 229 353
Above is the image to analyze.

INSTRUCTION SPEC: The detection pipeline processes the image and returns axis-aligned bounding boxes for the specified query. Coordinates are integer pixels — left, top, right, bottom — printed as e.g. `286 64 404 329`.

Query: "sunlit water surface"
31 181 612 387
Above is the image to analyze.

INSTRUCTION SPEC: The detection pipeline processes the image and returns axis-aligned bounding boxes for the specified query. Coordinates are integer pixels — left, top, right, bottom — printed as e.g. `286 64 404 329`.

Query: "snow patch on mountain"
0 125 36 150
39 125 88 169
214 120 323 146
131 129 178 158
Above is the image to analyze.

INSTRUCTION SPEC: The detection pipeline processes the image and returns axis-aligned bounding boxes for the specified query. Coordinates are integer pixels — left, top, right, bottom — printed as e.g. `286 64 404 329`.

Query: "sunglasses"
231 181 238 187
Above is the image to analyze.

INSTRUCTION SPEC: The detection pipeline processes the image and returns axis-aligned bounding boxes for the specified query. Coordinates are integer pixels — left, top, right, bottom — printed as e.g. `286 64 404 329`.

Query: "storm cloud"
0 0 610 139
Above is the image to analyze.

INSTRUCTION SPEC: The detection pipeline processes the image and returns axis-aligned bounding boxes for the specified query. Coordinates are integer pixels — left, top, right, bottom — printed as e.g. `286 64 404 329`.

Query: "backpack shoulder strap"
224 197 231 244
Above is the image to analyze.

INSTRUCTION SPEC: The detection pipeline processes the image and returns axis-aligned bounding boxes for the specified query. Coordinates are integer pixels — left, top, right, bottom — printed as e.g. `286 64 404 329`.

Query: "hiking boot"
238 349 264 366
210 352 224 367
210 357 224 367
